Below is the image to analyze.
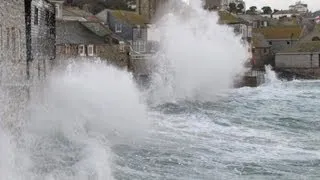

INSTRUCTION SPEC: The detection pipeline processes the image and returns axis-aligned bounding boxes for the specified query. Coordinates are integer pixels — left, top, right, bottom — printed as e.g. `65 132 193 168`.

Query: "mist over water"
148 0 249 104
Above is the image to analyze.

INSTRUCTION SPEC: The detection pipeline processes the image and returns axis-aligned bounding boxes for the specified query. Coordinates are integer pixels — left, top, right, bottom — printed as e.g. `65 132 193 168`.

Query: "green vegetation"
72 0 135 14
261 6 272 14
110 10 149 25
246 6 257 15
218 11 240 24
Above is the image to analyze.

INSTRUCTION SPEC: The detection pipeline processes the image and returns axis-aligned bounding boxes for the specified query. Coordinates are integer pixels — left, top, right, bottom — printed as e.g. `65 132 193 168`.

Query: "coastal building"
251 33 272 69
289 1 308 14
96 9 151 53
275 25 320 78
272 10 299 19
0 0 55 130
238 14 270 28
253 26 303 53
51 4 131 69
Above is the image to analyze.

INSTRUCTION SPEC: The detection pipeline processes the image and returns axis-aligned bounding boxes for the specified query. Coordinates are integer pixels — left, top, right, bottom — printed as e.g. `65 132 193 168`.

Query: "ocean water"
114 78 320 180
1 0 320 179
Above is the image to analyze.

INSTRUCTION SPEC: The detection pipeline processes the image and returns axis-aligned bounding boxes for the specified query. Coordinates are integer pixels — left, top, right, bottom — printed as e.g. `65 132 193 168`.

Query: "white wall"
276 53 320 68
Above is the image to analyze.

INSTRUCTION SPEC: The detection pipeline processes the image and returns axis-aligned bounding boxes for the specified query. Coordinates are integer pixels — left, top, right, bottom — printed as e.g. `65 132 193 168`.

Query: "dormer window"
115 24 122 33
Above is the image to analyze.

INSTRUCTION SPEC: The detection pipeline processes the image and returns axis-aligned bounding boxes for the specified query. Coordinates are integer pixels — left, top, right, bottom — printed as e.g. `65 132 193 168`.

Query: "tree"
228 2 237 13
237 3 245 14
273 9 279 13
261 6 272 14
73 0 133 14
246 6 257 15
249 6 257 12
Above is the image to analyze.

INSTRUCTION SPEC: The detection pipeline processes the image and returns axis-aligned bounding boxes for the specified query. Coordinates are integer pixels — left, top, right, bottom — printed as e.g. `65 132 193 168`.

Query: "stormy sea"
1 0 319 180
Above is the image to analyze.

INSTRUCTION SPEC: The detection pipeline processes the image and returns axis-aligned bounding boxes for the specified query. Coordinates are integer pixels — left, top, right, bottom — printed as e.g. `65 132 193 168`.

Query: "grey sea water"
113 80 320 180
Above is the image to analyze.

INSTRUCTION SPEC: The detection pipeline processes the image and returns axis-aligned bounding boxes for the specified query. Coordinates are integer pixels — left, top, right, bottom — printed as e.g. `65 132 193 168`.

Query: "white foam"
0 60 149 179
148 0 249 104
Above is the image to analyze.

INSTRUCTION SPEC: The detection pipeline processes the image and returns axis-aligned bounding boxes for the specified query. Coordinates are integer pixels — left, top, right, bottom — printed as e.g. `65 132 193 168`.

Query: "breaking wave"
0 60 149 179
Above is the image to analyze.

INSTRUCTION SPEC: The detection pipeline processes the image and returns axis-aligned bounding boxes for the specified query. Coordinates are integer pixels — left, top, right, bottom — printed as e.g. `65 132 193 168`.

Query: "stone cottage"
56 20 130 69
96 9 154 53
48 3 132 70
0 0 55 131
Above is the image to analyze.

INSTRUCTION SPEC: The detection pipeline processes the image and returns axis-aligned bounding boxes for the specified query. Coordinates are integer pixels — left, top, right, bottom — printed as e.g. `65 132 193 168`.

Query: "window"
45 10 50 26
65 45 71 54
34 7 39 25
268 41 272 45
287 41 290 45
132 41 146 52
17 29 21 60
115 24 122 33
119 41 125 52
12 27 16 54
6 28 10 50
0 25 2 51
312 36 320 41
78 45 86 56
49 12 55 36
136 25 142 38
138 41 146 52
88 45 94 56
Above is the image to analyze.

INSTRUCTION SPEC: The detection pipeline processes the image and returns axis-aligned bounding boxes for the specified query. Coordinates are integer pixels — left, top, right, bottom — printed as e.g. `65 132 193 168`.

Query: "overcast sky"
245 0 320 11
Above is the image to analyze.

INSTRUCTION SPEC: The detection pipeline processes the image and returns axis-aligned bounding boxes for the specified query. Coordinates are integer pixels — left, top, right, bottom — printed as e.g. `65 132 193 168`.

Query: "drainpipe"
290 33 293 48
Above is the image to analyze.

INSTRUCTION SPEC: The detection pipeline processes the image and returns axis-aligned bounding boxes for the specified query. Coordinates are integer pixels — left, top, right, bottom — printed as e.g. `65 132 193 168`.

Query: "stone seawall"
275 68 320 80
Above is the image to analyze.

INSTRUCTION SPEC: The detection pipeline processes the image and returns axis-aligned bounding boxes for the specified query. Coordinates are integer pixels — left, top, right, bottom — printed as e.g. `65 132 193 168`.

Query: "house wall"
275 53 320 68
30 0 56 82
268 39 298 53
0 0 28 131
252 47 273 69
273 13 297 19
56 44 131 70
107 12 133 41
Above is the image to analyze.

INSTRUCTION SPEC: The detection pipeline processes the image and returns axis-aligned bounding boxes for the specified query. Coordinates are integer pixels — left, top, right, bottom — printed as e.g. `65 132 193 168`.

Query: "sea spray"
148 0 250 104
264 65 281 85
0 60 150 179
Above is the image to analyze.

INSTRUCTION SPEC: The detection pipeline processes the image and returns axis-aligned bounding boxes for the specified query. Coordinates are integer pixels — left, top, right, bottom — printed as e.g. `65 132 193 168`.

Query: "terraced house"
0 0 55 130
49 2 132 69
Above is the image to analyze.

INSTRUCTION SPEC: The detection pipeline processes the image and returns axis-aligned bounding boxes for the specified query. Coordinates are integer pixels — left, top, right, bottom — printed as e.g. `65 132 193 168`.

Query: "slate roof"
253 26 303 40
63 7 96 19
237 14 266 22
56 20 107 45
